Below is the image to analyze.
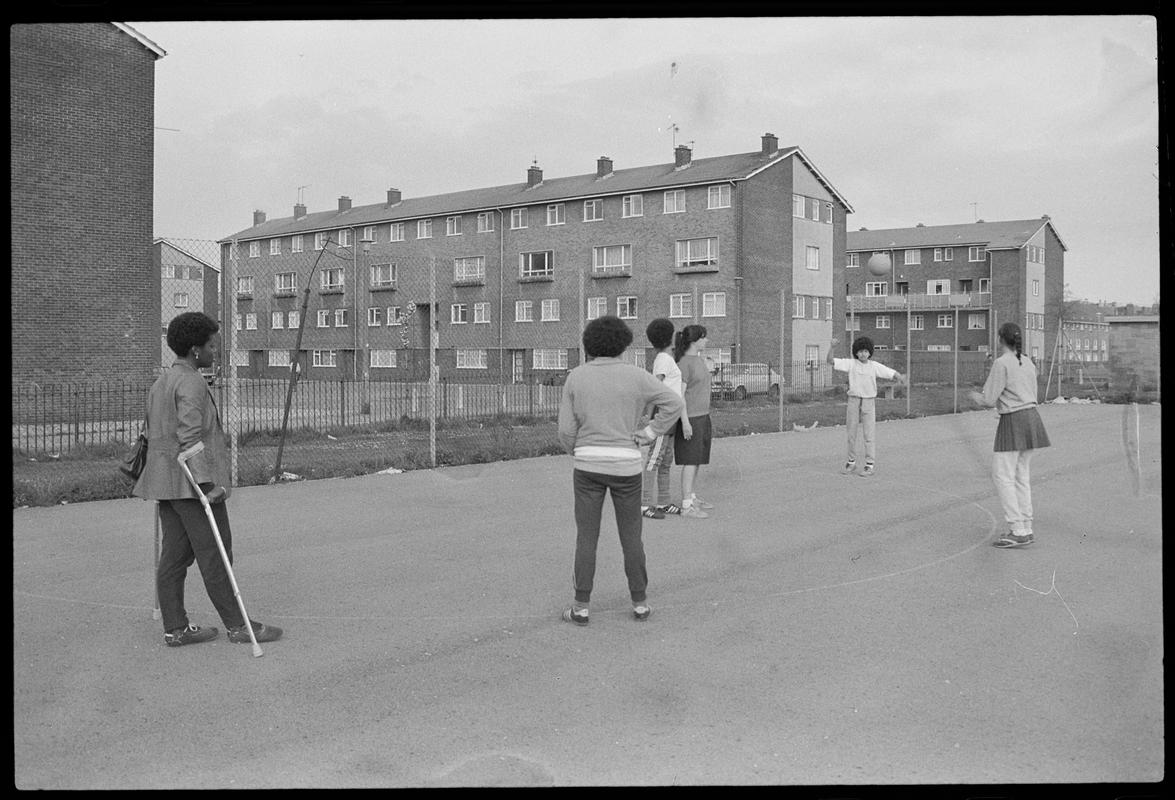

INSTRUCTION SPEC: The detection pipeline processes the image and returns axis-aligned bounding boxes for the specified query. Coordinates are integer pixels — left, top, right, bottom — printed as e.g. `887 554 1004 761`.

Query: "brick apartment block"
10 23 165 385
220 133 853 382
844 218 1067 361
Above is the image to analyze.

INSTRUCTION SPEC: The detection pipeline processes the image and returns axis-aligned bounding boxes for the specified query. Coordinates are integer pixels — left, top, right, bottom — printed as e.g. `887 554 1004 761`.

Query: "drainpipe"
496 208 505 403
731 179 742 362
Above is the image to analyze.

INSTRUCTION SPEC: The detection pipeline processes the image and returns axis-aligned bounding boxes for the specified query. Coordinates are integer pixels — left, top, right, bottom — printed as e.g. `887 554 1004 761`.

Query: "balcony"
847 292 992 311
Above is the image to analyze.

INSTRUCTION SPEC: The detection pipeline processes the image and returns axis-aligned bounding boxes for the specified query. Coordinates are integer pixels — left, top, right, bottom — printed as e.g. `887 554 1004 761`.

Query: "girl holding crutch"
134 312 282 648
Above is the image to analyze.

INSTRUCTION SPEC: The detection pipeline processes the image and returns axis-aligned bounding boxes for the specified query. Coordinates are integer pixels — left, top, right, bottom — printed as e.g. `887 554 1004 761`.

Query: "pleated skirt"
994 406 1051 452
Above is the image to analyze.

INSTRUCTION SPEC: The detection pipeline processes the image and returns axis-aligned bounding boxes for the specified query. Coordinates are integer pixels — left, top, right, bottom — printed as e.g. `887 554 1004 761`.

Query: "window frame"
546 203 565 226
707 184 731 209
417 219 433 239
450 303 468 324
514 300 534 322
621 194 643 218
663 189 685 214
445 216 462 236
519 250 554 279
583 199 603 222
540 298 560 322
675 237 719 269
510 208 528 229
702 291 726 317
616 296 638 319
592 243 632 274
586 297 607 320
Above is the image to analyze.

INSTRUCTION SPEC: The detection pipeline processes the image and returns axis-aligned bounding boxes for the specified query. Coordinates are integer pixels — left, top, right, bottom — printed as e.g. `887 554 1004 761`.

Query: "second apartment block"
219 132 853 382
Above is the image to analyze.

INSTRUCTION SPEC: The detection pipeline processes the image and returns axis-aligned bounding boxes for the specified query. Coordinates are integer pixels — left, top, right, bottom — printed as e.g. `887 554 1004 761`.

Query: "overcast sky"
129 16 1160 305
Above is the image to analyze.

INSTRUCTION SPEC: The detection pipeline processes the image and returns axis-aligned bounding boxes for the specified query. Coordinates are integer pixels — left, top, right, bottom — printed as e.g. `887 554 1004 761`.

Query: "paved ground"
13 403 1163 788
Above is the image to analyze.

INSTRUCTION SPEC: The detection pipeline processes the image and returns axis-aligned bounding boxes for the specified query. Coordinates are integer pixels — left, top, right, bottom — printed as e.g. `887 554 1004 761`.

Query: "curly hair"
166 311 220 358
851 336 874 358
582 315 633 358
645 318 675 351
998 322 1024 364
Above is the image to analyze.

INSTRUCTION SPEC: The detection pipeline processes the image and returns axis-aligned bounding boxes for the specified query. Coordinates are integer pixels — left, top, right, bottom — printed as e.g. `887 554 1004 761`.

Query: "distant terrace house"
845 217 1066 361
10 22 165 384
219 132 853 383
155 238 221 368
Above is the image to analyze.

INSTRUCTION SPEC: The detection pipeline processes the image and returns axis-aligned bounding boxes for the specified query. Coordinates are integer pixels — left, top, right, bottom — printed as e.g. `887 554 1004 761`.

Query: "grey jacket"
133 361 230 500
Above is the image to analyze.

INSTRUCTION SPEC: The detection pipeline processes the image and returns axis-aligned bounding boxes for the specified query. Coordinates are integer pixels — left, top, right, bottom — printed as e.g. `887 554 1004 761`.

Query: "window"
583 199 602 222
847 253 860 268
417 219 432 239
515 300 533 322
663 190 685 214
702 292 726 317
533 349 568 370
454 256 485 282
707 347 733 366
617 296 638 319
334 308 348 327
675 237 719 268
628 348 647 368
316 310 330 328
269 238 280 256
271 311 284 329
451 304 468 324
321 268 344 292
865 282 889 297
944 247 953 261
292 235 303 253
958 279 973 294
968 246 986 262
546 204 565 225
792 195 805 218
587 297 607 320
904 249 921 265
934 248 943 262
1032 279 1040 297
707 185 731 209
371 263 397 289
312 350 337 367
877 315 893 329
846 317 861 331
969 313 986 330
390 223 405 242
338 228 351 247
910 314 924 331
927 279 950 295
315 232 328 250
387 306 402 326
669 293 693 318
937 314 953 328
368 307 382 327
371 350 397 368
173 292 189 308
592 244 631 274
275 272 297 294
793 295 806 318
622 194 643 218
825 202 834 223
477 212 494 233
541 299 560 321
456 349 487 369
287 310 299 329
895 282 909 296
244 313 257 330
806 245 820 270
446 216 462 236
810 198 821 221
268 350 290 367
510 208 527 229
519 251 554 279
363 226 375 242
978 278 991 293
248 241 260 258
473 302 490 324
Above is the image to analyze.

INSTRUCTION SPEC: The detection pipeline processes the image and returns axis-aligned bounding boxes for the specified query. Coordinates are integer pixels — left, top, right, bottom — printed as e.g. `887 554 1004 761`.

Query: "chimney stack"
761 132 778 155
596 156 613 178
386 188 401 206
253 210 266 226
338 196 352 212
293 203 306 219
527 164 543 188
674 144 692 169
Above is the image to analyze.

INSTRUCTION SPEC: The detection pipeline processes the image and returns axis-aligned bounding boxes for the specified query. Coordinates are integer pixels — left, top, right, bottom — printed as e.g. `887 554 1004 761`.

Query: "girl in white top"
828 336 905 477
640 319 683 518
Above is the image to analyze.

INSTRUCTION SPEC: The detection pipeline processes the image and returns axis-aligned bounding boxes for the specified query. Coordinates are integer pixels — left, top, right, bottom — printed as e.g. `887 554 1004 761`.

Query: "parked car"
711 363 782 401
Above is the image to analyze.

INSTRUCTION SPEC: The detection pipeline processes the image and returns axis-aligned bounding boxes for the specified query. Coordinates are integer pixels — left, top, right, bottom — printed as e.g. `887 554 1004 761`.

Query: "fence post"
340 379 346 428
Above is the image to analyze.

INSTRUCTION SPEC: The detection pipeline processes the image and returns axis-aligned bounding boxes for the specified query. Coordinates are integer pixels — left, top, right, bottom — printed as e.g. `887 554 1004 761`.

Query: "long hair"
998 322 1024 364
673 324 707 362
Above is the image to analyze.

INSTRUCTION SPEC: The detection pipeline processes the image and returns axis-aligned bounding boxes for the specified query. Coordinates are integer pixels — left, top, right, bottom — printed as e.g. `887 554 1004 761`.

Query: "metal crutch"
152 504 161 620
176 442 263 657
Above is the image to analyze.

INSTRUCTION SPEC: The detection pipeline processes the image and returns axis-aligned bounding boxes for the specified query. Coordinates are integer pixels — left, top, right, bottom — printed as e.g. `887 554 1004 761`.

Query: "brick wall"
739 158 793 365
10 23 159 384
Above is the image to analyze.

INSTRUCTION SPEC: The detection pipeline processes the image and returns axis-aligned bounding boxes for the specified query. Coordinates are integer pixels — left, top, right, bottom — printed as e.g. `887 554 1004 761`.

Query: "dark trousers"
156 498 245 632
572 469 647 604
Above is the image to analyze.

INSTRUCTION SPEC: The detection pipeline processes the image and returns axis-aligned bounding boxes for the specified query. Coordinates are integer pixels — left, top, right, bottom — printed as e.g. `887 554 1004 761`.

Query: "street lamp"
359 236 374 412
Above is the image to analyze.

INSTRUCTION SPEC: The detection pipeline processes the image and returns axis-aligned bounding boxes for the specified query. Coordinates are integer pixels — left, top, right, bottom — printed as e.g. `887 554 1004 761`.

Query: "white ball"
866 253 892 276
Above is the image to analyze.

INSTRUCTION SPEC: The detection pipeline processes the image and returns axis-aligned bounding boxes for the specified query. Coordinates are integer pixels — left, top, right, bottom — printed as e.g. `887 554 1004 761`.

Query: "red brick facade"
10 23 161 384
